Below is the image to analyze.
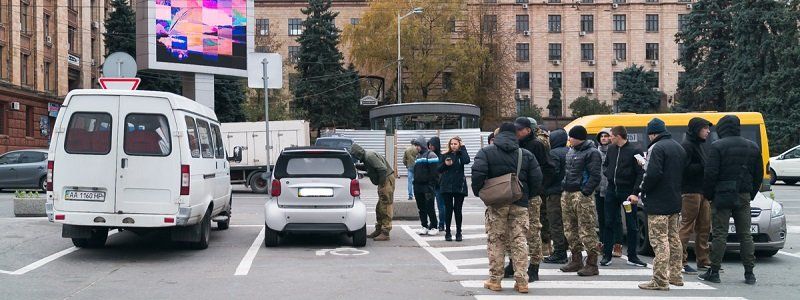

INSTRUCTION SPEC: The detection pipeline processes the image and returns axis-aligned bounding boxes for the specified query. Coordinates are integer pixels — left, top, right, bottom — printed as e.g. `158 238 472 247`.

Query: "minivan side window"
65 113 113 155
185 116 200 158
196 119 214 158
124 114 172 156
211 124 225 159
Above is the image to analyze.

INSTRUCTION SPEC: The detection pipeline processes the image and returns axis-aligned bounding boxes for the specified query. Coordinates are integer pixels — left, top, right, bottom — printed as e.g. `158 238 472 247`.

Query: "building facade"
255 0 692 118
0 0 105 152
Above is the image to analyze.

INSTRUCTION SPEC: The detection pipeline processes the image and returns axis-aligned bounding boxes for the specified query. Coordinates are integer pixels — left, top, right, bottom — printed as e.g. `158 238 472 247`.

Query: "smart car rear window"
274 152 356 179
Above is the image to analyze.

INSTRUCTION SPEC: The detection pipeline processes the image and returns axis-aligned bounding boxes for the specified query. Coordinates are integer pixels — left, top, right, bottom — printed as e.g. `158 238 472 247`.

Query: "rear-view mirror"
228 146 243 163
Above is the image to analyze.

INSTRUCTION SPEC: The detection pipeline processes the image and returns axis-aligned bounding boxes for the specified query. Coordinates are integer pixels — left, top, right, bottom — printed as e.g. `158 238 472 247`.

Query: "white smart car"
264 147 367 247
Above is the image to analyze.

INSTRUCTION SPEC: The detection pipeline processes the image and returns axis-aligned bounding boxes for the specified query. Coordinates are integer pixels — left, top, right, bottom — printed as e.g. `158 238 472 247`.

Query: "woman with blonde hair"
438 136 470 241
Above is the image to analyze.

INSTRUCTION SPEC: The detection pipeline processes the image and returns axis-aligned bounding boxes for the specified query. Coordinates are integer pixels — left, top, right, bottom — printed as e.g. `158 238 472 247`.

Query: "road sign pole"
263 58 271 177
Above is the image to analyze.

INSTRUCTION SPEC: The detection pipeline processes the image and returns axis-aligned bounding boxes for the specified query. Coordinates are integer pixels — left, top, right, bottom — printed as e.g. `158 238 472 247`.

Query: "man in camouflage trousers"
559 126 603 276
350 144 395 241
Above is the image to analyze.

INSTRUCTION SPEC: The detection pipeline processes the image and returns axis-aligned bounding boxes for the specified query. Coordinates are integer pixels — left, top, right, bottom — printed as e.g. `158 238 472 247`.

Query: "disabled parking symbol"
315 247 370 256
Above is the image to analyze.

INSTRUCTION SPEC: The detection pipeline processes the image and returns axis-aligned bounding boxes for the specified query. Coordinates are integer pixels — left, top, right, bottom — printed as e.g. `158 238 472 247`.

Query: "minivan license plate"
729 224 758 234
298 188 334 197
65 190 106 201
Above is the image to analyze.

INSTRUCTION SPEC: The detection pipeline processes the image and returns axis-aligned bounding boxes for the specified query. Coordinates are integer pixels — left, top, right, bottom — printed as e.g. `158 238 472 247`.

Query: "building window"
44 62 51 91
516 43 530 62
288 46 300 63
581 72 594 89
548 0 560 3
484 0 497 3
581 43 594 61
678 43 687 60
613 0 626 3
516 72 530 89
516 98 531 115
580 15 593 33
516 0 528 3
289 18 303 36
26 107 33 137
442 72 453 90
581 0 594 3
678 71 686 82
0 103 5 134
613 72 621 89
678 14 689 33
448 17 457 32
549 72 562 88
548 15 561 33
646 0 659 2
646 14 659 32
652 72 660 88
256 19 269 36
21 54 29 86
20 2 30 34
548 43 562 60
482 15 498 33
613 15 626 32
68 0 76 10
516 15 529 33
68 26 76 52
646 43 659 60
350 18 360 25
613 43 627 61
44 13 51 39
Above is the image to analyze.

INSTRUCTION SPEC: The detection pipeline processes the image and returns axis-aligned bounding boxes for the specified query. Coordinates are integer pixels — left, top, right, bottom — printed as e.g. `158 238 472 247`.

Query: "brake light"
350 179 361 197
46 160 54 191
55 214 65 220
271 179 281 197
180 165 190 195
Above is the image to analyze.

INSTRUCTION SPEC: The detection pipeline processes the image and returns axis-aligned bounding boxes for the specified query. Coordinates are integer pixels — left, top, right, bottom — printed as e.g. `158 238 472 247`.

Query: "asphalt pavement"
0 179 798 300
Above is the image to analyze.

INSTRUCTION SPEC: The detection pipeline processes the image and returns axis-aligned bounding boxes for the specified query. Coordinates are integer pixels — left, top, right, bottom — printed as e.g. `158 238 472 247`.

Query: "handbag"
479 149 523 207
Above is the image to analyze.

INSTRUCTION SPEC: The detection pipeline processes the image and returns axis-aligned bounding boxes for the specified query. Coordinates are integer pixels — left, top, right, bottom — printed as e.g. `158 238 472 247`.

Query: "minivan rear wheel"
190 209 212 250
352 225 367 247
249 172 269 194
72 228 109 248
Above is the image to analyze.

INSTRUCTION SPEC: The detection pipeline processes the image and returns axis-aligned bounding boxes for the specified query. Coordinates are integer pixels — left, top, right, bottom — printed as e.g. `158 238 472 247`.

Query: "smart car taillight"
271 179 281 197
180 165 190 195
46 161 54 191
350 179 360 197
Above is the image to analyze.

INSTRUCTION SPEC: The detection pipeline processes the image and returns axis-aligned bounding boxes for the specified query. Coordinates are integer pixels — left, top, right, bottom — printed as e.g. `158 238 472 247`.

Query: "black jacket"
519 132 555 190
545 129 568 195
703 115 764 201
562 140 603 196
640 132 687 215
412 136 440 190
603 140 644 195
471 131 543 207
438 146 470 196
681 118 711 194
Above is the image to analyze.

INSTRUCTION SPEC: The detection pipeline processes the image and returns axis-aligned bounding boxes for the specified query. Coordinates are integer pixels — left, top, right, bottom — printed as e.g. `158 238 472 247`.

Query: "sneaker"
682 265 698 275
698 268 721 283
455 232 463 242
638 280 669 291
744 271 757 285
416 228 429 235
445 233 452 242
626 257 648 268
600 256 613 266
408 197 414 201
428 228 439 236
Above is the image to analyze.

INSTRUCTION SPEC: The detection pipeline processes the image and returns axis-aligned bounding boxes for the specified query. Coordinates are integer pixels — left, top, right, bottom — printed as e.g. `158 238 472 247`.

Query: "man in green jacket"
403 141 418 200
350 144 396 241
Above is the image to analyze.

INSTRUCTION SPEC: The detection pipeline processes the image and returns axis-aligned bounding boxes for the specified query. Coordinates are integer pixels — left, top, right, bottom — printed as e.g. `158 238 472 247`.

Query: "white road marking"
452 257 489 267
786 225 800 234
0 217 48 220
234 227 265 276
229 224 266 228
0 230 118 276
421 233 486 241
461 280 714 290
778 250 800 259
474 297 745 300
451 268 656 276
438 245 487 252
400 225 458 273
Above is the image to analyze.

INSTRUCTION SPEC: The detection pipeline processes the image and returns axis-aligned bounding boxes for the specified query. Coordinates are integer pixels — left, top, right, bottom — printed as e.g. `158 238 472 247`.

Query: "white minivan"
47 90 241 249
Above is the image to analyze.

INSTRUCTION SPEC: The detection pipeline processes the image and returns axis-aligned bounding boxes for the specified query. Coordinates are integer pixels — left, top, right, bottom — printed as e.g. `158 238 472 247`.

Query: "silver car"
0 149 49 191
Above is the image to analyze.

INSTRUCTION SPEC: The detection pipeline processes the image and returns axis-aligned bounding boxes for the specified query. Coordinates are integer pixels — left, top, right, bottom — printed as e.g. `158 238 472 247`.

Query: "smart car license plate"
729 224 758 234
65 190 106 201
298 188 334 197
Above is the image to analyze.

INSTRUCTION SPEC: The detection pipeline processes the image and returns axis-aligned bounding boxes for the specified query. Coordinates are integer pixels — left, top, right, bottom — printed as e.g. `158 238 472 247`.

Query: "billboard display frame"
136 0 255 77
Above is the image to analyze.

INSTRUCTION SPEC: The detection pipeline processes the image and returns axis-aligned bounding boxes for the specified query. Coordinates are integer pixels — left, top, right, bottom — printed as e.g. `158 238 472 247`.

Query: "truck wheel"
264 225 280 247
72 228 108 248
352 225 367 247
636 211 653 256
249 172 269 194
191 209 212 250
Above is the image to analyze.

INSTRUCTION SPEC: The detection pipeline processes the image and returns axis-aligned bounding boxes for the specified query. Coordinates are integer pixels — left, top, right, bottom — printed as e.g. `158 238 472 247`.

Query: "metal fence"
393 129 482 177
336 130 387 158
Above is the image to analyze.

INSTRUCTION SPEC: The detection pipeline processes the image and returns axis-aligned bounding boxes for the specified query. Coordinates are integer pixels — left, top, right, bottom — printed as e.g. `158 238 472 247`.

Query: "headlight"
771 201 784 218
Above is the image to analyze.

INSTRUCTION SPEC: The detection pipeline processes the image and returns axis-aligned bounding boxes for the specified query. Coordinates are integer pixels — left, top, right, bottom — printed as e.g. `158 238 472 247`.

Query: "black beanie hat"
569 126 588 140
499 122 516 133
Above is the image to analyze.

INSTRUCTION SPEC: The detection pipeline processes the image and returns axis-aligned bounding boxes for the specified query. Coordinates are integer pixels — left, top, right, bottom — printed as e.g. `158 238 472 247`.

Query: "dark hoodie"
545 129 568 195
681 117 711 194
412 136 440 191
703 115 764 202
350 143 393 186
471 131 542 207
427 136 442 160
519 131 555 189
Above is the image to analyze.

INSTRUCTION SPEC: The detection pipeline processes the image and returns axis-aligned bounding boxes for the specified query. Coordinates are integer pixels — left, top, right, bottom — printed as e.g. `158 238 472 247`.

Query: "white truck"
221 120 310 193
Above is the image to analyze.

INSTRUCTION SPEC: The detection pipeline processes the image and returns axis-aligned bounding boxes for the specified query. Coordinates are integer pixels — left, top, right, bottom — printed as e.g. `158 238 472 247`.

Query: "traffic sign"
98 78 141 90
102 52 138 78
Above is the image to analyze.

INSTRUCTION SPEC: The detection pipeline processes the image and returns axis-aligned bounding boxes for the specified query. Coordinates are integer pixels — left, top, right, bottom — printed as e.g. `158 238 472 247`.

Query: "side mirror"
778 154 785 160
228 146 243 163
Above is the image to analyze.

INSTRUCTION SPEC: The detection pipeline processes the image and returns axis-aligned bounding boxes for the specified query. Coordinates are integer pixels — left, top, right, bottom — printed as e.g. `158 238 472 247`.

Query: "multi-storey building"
255 0 692 118
0 0 105 152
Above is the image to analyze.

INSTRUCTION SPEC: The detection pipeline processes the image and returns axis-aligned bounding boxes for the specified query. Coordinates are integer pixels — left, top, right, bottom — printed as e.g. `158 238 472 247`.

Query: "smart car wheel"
264 225 280 247
770 169 778 185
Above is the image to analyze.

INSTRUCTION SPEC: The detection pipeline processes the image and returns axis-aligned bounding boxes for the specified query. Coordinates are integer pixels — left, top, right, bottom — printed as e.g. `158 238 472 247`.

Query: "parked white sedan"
769 145 800 185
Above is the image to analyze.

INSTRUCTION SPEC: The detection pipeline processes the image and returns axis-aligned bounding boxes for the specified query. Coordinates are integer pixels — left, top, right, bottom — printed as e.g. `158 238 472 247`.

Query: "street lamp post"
397 7 423 104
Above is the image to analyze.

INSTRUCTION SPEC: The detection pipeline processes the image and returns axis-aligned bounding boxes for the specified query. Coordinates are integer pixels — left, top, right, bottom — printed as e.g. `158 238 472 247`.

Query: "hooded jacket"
681 118 711 194
545 129 568 195
640 131 687 215
471 131 542 207
603 138 644 195
428 136 443 160
403 145 418 170
562 139 603 196
412 136 440 189
703 115 764 201
350 144 394 186
438 145 470 196
596 129 612 196
519 130 555 190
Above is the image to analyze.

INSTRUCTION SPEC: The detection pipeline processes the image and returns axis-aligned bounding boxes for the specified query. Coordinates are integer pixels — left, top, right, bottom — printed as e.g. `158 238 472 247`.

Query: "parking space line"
461 280 715 290
778 251 800 259
474 296 744 300
234 227 265 276
400 225 458 273
438 245 487 252
1 230 118 276
452 268 656 276
421 233 486 241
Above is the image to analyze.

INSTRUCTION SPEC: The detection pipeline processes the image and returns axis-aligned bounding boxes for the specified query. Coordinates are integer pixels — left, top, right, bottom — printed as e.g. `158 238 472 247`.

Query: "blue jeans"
604 188 639 258
407 170 414 199
436 189 446 228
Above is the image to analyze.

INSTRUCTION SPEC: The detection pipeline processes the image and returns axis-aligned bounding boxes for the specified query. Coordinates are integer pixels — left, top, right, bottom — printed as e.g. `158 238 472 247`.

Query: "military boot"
483 279 502 292
527 263 539 282
513 278 529 294
373 231 390 241
368 225 382 239
698 267 721 283
560 251 583 273
543 251 568 264
578 252 599 276
503 260 515 278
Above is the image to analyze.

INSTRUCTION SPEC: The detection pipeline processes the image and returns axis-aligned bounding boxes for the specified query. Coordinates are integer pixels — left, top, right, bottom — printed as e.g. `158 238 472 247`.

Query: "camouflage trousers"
375 175 395 233
648 214 683 286
486 204 529 282
561 191 601 256
528 196 544 263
